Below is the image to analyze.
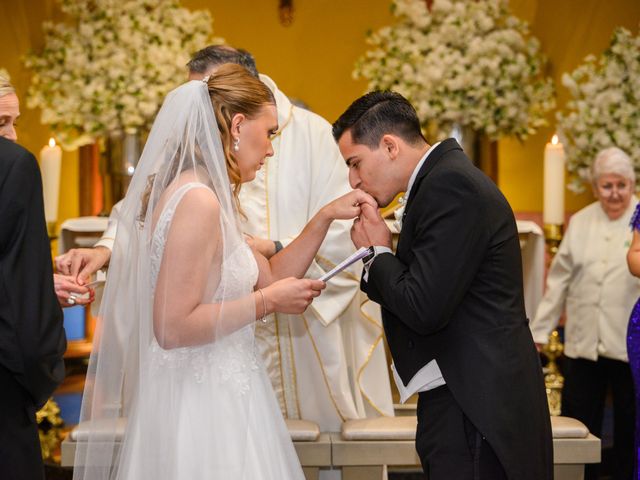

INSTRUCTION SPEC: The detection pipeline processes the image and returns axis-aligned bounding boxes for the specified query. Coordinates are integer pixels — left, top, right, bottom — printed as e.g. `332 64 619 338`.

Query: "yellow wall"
185 0 395 120
500 0 640 213
0 0 79 227
2 0 639 223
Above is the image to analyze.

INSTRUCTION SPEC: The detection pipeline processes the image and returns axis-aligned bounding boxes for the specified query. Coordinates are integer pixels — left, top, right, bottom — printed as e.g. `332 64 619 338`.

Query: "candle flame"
49 138 56 148
551 134 558 145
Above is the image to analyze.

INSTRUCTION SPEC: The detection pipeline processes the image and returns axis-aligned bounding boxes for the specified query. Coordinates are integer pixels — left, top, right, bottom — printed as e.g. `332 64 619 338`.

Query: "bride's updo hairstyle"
205 64 275 199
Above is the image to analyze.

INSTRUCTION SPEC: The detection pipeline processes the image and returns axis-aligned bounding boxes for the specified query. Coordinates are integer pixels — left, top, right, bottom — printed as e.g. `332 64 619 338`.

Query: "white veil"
73 80 259 479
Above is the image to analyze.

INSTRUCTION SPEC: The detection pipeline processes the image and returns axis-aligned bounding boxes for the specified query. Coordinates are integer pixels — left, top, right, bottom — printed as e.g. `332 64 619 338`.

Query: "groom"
333 91 553 480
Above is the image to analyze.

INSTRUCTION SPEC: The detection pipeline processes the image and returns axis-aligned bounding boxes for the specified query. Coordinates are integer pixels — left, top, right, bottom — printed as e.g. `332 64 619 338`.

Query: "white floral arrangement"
557 27 640 193
26 0 218 150
354 0 555 141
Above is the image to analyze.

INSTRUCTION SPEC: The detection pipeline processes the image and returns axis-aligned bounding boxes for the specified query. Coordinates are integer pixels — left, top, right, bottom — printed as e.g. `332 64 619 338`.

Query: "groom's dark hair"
332 91 426 149
187 45 259 78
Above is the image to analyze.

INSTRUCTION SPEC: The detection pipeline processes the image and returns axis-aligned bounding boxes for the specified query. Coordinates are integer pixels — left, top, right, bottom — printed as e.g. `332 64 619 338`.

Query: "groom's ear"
380 134 400 161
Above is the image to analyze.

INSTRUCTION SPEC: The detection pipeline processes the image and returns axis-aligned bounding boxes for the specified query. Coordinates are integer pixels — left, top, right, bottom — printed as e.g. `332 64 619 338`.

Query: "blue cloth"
63 306 85 340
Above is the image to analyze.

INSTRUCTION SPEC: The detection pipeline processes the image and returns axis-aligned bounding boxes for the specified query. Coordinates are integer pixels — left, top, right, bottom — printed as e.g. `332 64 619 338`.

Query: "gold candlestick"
542 330 564 415
37 398 64 462
542 222 565 415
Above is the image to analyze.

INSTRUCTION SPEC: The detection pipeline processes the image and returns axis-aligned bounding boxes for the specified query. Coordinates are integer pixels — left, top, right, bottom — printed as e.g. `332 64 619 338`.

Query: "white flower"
557 27 639 192
25 0 218 150
354 0 554 141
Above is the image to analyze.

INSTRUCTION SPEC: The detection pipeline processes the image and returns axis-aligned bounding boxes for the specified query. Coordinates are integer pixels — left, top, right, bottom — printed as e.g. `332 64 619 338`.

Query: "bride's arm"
153 188 324 349
254 189 376 287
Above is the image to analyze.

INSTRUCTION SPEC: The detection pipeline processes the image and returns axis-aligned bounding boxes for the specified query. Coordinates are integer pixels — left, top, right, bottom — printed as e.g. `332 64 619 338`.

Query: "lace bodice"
147 183 259 394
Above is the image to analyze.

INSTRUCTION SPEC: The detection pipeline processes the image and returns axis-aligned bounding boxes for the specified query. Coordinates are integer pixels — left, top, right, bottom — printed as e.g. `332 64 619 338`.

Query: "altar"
516 219 545 321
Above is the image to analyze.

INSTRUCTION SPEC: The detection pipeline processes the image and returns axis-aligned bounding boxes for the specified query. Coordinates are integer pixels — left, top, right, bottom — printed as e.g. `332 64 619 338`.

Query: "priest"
56 46 394 442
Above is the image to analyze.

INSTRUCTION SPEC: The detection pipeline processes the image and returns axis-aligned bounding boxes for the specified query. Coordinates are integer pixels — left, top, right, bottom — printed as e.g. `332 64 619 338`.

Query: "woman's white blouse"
530 199 640 362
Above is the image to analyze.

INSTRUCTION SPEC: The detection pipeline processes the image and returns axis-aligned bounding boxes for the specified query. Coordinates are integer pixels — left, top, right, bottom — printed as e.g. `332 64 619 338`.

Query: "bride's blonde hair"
205 64 275 208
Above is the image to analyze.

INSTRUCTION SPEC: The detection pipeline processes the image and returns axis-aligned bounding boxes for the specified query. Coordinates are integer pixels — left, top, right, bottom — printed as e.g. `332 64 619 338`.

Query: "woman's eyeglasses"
596 181 632 198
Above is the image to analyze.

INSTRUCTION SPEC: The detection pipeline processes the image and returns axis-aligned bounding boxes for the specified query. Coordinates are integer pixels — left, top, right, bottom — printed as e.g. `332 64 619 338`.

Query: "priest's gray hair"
591 147 635 185
187 45 259 78
0 71 15 98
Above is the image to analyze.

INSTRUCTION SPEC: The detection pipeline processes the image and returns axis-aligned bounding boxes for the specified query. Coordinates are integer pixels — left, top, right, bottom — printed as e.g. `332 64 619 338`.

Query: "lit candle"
40 137 62 224
543 134 565 225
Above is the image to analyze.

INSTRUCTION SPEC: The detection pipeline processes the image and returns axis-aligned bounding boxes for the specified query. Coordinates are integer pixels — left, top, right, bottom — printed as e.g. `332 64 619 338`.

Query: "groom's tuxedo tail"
362 139 553 480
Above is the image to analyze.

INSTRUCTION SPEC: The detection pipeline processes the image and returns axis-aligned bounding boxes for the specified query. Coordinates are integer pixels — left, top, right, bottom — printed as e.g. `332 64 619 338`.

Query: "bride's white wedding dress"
115 183 305 480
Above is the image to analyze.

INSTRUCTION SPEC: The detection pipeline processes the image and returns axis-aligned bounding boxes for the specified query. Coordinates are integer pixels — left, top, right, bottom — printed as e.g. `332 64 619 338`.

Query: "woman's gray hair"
591 147 635 184
0 71 15 98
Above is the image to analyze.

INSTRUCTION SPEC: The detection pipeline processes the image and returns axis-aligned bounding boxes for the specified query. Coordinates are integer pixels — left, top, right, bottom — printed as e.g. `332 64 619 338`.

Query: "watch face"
363 246 375 264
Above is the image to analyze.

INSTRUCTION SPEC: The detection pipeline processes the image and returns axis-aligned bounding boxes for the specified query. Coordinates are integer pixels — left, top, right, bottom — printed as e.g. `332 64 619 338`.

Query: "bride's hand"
262 277 326 315
321 189 378 221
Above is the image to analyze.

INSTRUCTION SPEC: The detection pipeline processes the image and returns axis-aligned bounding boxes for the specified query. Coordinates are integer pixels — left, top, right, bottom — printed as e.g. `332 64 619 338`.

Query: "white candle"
543 134 565 225
40 138 62 224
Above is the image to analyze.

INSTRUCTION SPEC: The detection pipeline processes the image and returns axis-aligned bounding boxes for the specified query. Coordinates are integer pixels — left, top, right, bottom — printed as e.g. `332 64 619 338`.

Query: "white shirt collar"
404 142 440 203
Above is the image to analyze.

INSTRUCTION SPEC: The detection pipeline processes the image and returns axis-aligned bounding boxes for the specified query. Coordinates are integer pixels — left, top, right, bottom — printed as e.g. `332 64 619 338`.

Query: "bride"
73 64 375 480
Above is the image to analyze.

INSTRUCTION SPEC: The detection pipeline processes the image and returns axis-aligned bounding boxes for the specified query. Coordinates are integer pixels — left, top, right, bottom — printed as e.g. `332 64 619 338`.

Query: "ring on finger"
67 295 77 305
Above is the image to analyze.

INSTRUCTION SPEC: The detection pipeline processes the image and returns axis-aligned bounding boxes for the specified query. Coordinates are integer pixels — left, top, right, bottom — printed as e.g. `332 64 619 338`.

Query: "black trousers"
0 365 45 480
416 385 507 480
562 356 635 480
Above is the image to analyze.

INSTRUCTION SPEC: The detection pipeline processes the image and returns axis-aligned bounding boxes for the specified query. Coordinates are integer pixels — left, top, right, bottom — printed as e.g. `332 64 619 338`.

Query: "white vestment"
94 75 394 434
240 75 393 431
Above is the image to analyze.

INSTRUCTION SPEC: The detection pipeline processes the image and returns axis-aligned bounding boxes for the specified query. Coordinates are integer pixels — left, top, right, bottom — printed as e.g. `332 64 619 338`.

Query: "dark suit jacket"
0 137 66 478
363 139 553 479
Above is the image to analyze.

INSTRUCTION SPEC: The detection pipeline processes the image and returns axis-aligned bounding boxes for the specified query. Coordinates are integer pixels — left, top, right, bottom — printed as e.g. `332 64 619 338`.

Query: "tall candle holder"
541 330 564 416
542 224 565 415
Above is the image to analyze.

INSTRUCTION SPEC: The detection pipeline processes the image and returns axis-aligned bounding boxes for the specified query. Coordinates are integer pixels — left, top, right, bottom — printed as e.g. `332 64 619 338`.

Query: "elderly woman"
0 73 93 307
531 146 637 480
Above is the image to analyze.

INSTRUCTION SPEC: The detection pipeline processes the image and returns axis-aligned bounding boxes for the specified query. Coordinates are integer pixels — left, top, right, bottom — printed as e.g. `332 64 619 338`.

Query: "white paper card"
319 246 371 282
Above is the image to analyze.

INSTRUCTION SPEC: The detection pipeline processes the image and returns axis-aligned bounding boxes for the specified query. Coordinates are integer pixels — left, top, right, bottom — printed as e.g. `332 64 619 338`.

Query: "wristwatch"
362 246 377 265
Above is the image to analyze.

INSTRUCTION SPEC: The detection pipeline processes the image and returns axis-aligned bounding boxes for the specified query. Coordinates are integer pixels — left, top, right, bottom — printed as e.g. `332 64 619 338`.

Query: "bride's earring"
233 137 240 152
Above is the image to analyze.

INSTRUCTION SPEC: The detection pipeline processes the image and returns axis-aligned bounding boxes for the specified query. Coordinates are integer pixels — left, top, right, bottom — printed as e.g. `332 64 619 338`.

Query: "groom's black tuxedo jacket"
363 139 553 479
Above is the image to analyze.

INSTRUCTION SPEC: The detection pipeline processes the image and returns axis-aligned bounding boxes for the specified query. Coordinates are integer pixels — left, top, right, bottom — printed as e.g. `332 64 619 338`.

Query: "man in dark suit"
332 91 553 479
0 136 67 479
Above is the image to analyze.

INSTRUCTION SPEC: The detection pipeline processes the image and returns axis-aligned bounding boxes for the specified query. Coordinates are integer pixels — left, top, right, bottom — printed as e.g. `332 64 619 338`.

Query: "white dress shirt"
364 142 445 402
530 199 639 362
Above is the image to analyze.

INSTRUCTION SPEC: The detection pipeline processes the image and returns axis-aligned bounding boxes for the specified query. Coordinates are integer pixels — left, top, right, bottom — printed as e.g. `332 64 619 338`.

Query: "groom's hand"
350 215 371 249
352 204 392 249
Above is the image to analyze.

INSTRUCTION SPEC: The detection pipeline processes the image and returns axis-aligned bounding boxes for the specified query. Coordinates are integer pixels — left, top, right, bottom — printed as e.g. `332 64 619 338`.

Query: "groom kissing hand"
351 202 390 251
333 91 553 480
